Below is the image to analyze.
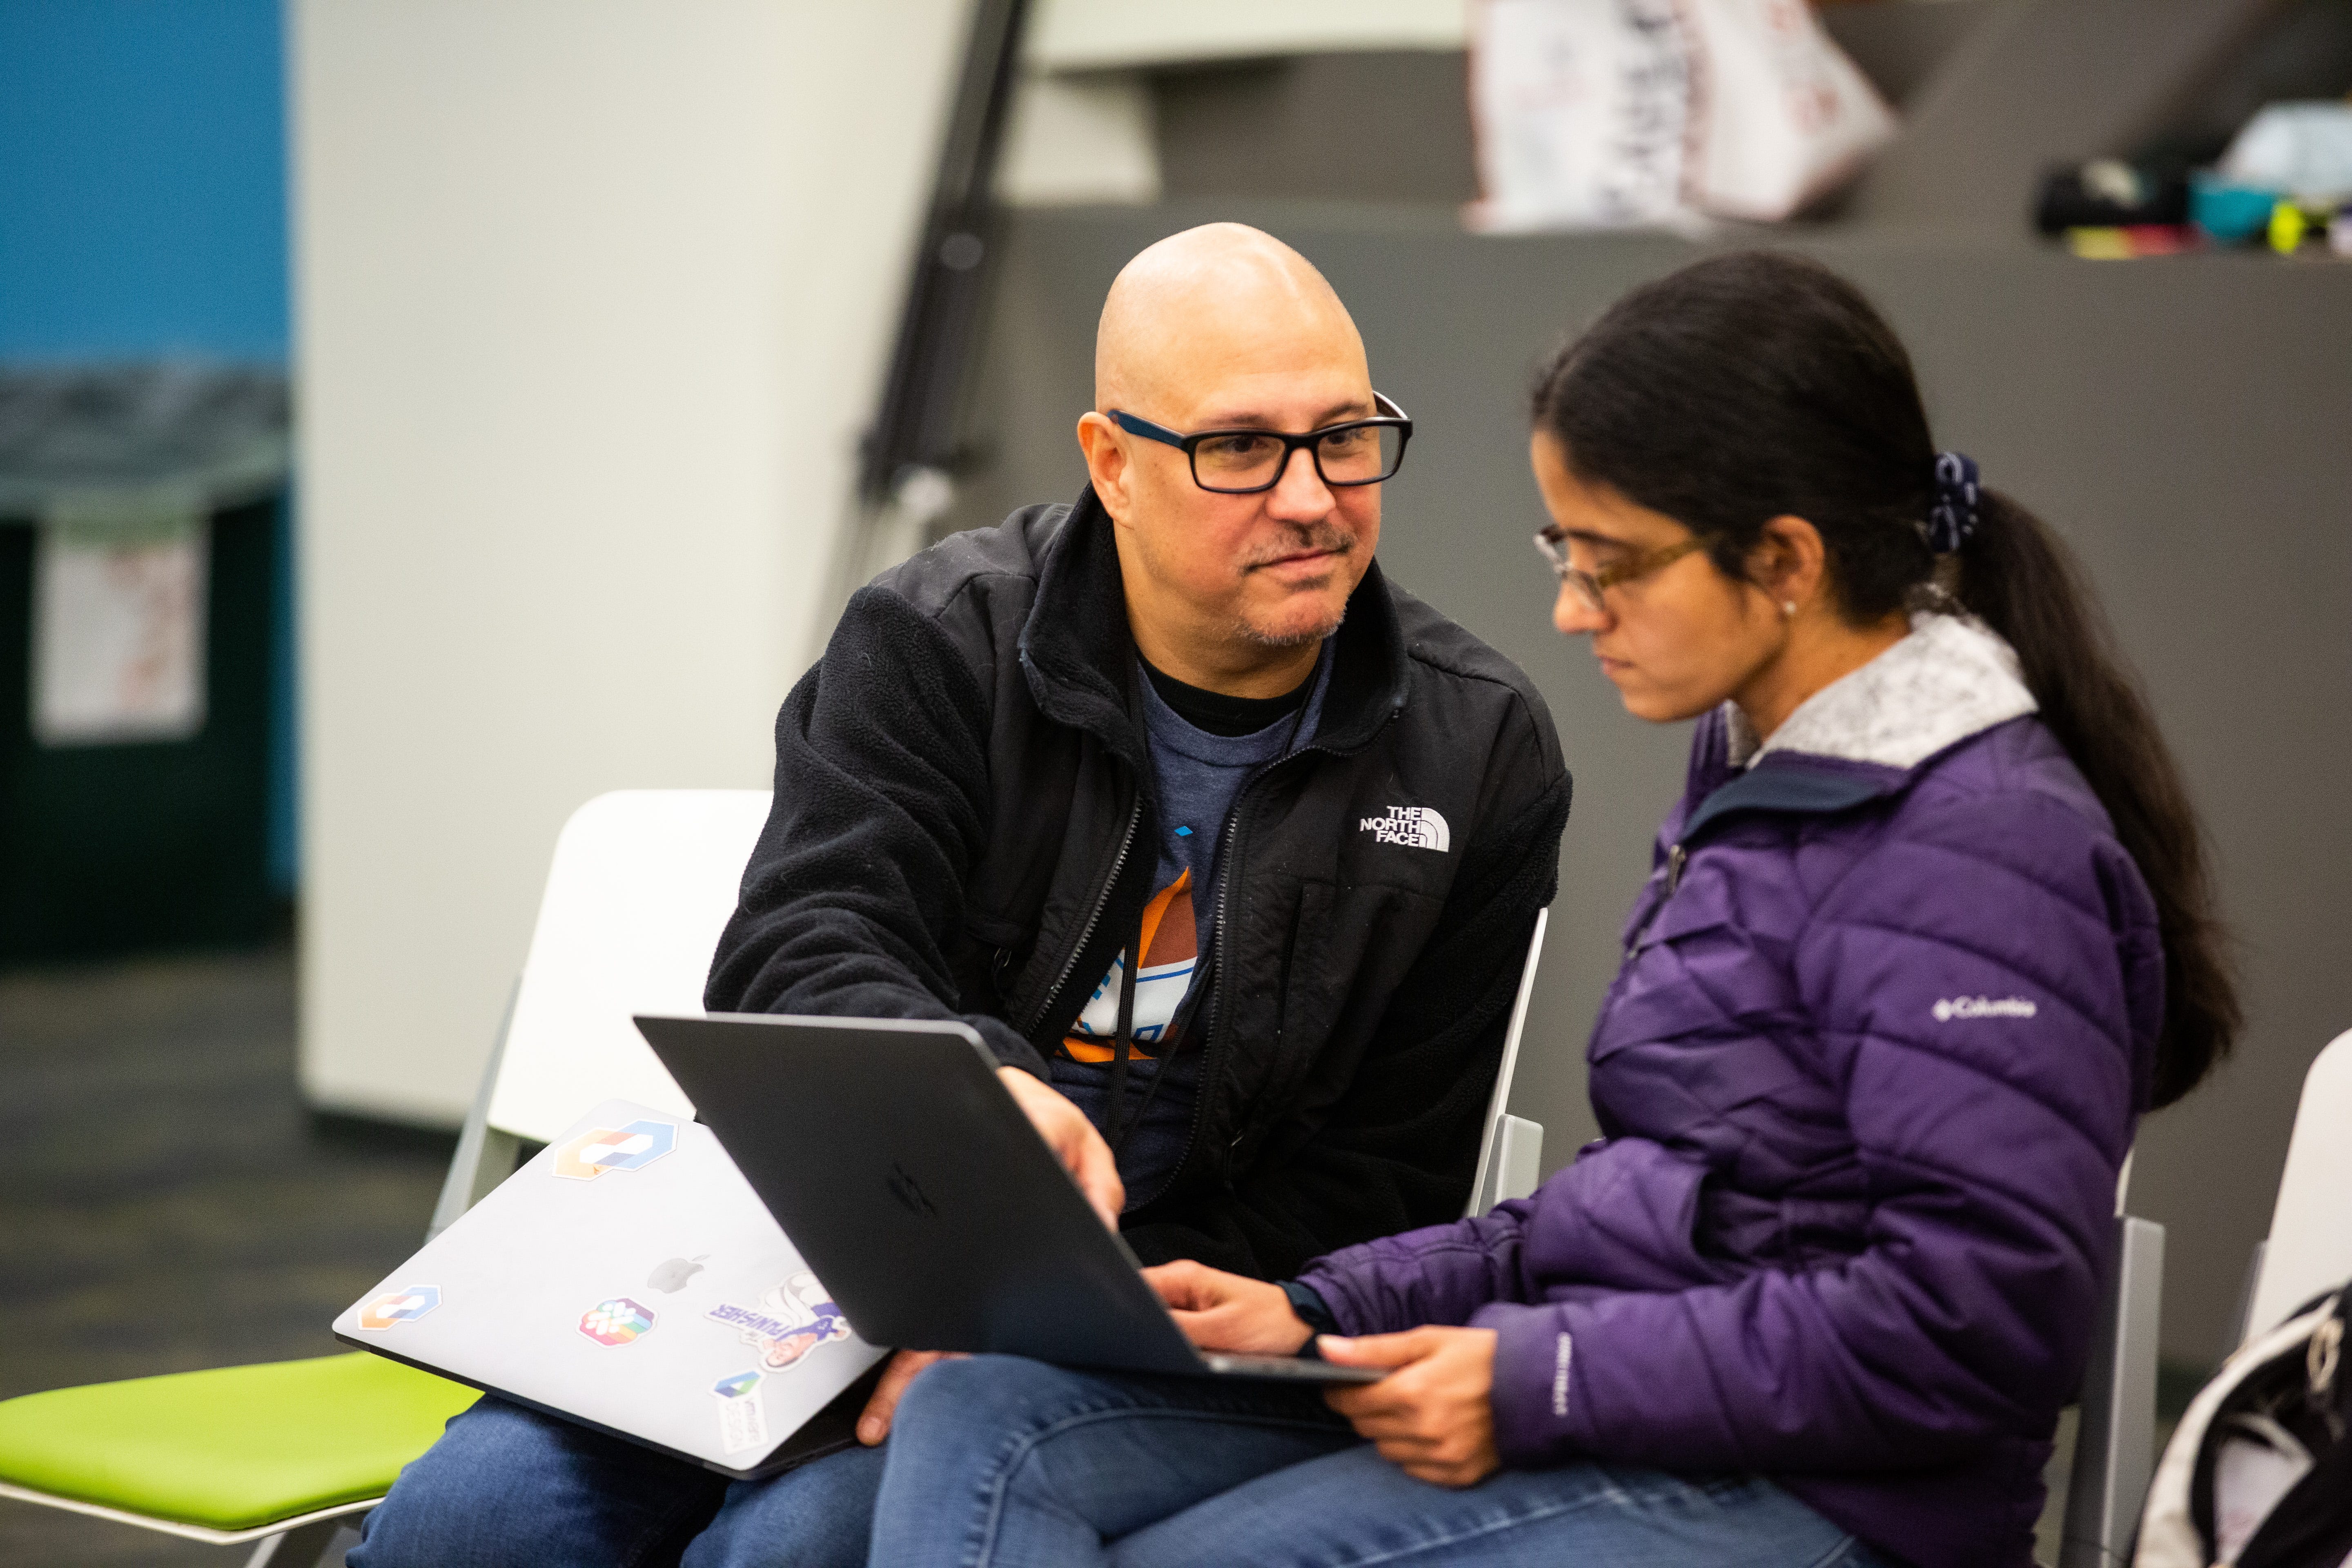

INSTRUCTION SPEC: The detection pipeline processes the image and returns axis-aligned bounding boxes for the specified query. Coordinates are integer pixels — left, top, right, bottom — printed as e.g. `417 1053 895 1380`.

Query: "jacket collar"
1724 611 2037 772
1016 484 1409 765
1677 612 2038 843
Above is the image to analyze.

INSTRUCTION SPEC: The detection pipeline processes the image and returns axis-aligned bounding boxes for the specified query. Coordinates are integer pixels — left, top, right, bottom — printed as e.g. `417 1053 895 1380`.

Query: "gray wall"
947 202 2352 1368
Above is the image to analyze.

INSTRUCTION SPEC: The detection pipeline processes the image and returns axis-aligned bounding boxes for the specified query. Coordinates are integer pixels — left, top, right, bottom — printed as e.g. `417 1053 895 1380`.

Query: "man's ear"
1751 515 1828 610
1077 412 1132 523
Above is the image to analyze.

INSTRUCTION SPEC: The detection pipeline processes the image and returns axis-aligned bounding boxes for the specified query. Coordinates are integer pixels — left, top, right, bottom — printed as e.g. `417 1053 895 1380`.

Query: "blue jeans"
872 1356 1889 1568
348 1395 884 1568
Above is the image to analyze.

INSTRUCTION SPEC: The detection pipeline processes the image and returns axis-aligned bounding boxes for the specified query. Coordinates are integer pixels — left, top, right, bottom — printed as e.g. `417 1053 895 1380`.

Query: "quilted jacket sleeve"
1294 1204 1536 1332
703 585 1048 1078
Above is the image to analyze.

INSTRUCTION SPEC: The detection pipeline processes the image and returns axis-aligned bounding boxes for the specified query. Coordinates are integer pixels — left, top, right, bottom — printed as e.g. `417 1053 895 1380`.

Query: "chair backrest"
2060 1211 2165 1567
483 789 773 1144
1467 908 1550 1218
2243 1027 2352 1343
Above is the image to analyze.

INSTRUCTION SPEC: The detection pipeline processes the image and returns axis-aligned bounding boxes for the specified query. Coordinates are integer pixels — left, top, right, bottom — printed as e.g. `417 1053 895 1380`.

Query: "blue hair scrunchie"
1925 450 1981 554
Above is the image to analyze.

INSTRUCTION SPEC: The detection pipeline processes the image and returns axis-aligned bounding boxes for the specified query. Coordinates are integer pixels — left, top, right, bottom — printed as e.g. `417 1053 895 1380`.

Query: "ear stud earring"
1782 601 1797 617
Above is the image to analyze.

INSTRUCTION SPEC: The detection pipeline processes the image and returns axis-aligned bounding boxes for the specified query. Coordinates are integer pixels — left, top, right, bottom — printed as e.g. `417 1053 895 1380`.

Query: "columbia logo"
1360 806 1449 852
1933 995 2038 1022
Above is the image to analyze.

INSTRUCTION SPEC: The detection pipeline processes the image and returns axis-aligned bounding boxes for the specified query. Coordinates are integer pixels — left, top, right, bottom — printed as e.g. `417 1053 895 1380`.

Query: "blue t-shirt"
1047 646 1332 1207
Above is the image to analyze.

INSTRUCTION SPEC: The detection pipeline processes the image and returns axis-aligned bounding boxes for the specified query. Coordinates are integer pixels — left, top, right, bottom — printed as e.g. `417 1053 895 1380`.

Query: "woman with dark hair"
859 250 2236 1568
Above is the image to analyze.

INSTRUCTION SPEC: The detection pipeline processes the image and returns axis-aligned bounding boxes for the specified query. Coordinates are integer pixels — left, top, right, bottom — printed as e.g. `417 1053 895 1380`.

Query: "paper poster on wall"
1466 0 1895 232
31 518 210 746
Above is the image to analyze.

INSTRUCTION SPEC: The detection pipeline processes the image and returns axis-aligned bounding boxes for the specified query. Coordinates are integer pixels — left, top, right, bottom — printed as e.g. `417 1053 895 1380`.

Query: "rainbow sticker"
578 1296 657 1347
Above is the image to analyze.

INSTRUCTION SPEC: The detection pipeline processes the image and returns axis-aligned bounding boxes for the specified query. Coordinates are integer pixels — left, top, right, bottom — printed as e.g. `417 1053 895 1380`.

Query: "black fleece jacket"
706 491 1571 1279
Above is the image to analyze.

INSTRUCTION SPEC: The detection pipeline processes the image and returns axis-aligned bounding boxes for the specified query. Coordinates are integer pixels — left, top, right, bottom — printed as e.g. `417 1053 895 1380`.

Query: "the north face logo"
1360 806 1449 852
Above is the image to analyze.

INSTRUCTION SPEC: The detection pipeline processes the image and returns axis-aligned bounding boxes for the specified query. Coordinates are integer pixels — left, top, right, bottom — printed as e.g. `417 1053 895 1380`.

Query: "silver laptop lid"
333 1098 884 1474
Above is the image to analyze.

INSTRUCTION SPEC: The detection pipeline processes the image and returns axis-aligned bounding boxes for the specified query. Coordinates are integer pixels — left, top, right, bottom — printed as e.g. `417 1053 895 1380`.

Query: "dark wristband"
1280 1280 1342 1358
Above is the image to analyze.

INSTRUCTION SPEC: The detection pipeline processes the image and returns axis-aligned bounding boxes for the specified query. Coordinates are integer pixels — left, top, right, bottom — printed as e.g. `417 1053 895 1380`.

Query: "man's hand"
1320 1327 1501 1488
1146 1260 1314 1355
855 1070 1120 1445
856 1348 954 1445
998 1065 1124 1228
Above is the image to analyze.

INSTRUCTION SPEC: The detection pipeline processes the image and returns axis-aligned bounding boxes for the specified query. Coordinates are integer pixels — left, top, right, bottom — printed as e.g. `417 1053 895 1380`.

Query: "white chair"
2105 1028 2352 1565
2059 1160 2166 1568
2056 1022 2352 1568
2236 1028 2352 1348
1470 907 1550 1216
430 789 771 1234
0 789 770 1568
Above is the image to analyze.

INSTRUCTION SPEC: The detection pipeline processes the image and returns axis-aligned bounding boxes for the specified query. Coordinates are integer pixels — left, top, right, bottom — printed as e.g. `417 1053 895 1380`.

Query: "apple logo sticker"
647 1255 708 1294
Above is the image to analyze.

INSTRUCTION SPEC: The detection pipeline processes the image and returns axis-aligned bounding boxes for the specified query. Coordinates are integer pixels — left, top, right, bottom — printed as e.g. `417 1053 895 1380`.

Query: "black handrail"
858 0 1032 505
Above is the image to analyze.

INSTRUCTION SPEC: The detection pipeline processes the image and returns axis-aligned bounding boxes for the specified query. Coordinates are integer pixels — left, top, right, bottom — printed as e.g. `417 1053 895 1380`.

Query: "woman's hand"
1145 1260 1314 1354
997 1066 1125 1228
1320 1327 1501 1488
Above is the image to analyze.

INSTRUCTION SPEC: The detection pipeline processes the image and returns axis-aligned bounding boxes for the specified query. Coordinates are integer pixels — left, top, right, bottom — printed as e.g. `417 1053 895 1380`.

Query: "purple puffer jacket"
1298 633 2165 1568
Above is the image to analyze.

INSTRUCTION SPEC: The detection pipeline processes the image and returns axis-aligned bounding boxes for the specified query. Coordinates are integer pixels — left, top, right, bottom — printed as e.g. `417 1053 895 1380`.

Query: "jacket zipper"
1117 673 1383 1208
1164 742 1332 1197
1626 842 1688 957
1028 795 1142 1036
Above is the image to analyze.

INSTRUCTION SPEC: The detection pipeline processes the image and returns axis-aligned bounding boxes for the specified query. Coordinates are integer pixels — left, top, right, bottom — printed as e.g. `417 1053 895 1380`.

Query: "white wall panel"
292 0 969 1123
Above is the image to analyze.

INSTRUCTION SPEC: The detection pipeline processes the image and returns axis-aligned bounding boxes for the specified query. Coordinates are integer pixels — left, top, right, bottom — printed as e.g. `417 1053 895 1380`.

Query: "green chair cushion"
0 1353 478 1532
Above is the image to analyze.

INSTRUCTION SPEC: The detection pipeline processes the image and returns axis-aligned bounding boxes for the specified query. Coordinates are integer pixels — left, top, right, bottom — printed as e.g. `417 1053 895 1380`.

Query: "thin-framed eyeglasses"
1535 525 1711 613
1107 392 1413 494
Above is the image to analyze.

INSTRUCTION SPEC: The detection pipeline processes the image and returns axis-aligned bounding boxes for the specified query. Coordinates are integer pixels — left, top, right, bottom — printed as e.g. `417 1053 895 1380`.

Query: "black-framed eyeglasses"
1108 392 1413 494
1535 524 1711 612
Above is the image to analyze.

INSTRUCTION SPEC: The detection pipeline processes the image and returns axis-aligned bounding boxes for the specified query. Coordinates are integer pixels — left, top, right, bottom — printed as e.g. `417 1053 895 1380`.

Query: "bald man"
352 226 1569 1568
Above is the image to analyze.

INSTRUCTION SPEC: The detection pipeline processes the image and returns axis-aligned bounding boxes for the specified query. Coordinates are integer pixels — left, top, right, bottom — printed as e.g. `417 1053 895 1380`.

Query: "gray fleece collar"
1724 612 2038 772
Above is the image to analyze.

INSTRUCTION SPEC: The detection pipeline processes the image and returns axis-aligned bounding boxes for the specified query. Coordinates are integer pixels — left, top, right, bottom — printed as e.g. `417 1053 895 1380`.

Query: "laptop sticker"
704 1271 852 1372
357 1284 442 1330
552 1119 679 1181
578 1296 658 1346
713 1370 769 1455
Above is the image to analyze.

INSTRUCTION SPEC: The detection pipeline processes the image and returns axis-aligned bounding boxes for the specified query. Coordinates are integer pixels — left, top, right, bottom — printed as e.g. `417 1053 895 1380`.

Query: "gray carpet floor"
1 947 450 1566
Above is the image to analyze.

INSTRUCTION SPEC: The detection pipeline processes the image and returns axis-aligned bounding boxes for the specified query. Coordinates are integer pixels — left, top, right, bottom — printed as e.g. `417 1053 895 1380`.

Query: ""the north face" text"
1360 806 1450 852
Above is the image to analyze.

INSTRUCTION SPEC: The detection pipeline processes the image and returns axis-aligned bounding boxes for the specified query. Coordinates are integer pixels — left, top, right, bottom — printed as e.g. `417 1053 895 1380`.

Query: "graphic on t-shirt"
1065 870 1196 1062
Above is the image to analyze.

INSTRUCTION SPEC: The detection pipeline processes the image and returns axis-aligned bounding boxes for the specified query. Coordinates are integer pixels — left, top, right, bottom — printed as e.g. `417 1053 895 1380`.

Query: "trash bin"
0 365 290 962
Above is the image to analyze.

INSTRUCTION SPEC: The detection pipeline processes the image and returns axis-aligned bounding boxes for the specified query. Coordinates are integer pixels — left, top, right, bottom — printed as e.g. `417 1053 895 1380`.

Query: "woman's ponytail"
1957 492 2238 1106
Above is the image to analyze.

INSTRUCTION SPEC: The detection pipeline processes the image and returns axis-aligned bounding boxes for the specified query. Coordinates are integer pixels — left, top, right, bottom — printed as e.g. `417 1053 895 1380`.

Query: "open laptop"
332 1098 887 1477
635 1013 1384 1386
